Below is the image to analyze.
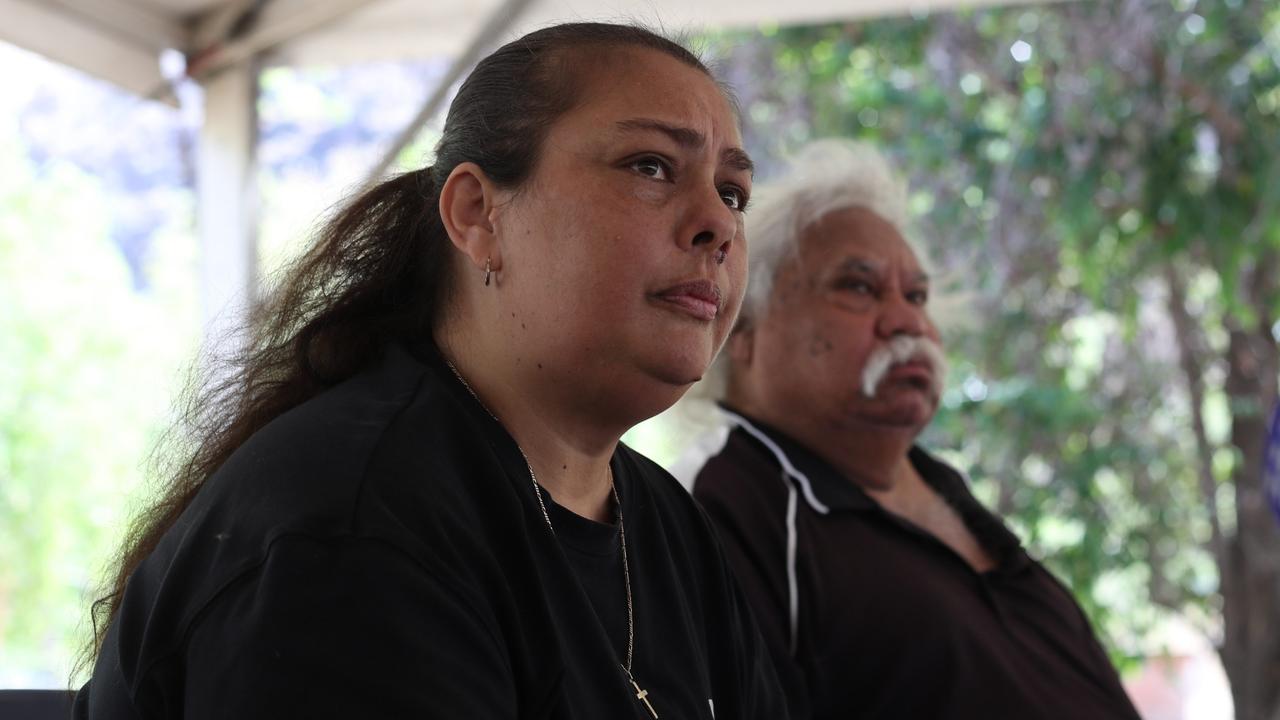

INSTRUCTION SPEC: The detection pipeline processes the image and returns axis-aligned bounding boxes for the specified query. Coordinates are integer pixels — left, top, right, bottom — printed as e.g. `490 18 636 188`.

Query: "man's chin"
859 391 938 429
870 411 934 431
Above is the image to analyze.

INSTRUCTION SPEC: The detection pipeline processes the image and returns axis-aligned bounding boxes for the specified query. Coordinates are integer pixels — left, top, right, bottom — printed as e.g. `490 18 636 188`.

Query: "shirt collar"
718 404 875 513
717 403 1029 569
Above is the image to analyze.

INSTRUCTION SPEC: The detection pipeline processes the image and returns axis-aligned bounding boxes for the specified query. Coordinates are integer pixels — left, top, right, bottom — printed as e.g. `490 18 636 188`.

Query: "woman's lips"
653 279 722 321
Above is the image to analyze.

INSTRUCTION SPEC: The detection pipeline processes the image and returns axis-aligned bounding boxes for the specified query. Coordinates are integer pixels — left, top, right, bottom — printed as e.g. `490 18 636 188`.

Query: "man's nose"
875 293 929 338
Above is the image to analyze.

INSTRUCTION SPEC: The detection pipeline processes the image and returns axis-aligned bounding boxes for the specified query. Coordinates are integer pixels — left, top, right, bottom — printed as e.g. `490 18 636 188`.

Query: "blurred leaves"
703 0 1280 677
0 109 198 684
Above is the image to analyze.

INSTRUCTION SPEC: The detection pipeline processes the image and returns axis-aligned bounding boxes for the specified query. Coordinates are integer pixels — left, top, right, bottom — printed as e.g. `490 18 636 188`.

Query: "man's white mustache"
861 335 948 398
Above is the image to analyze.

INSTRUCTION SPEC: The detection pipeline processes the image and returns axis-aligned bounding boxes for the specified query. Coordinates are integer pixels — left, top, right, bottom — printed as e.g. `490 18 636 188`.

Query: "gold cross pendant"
629 678 659 718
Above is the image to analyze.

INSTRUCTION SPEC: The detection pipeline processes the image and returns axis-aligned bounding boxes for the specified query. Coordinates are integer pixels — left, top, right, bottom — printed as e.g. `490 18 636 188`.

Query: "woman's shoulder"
617 443 697 511
616 443 723 557
115 345 527 674
164 343 512 585
201 344 440 524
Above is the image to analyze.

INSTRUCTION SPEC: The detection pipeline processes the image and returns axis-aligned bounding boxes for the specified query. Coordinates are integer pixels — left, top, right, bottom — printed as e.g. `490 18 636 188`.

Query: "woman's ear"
439 162 503 273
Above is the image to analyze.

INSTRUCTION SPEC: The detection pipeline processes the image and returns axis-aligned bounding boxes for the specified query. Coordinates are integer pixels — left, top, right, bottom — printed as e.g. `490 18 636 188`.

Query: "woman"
74 21 784 720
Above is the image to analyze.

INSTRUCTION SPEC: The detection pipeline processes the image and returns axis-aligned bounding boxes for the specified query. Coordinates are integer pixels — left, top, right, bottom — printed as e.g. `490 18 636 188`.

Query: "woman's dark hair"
83 23 711 666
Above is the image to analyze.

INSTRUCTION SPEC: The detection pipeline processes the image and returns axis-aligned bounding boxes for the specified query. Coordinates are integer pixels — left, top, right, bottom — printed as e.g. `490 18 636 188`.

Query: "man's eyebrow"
615 118 754 175
835 258 882 275
834 258 929 284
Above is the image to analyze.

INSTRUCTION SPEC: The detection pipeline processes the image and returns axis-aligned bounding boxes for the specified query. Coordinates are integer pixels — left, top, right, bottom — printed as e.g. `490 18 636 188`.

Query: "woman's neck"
436 327 622 523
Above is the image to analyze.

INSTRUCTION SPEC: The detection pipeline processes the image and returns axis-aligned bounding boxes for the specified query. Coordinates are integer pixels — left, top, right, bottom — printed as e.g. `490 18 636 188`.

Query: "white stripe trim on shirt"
718 409 830 656
719 409 831 515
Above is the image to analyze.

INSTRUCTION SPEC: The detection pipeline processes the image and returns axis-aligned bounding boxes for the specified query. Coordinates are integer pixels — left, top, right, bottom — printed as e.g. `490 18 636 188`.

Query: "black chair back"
0 689 75 720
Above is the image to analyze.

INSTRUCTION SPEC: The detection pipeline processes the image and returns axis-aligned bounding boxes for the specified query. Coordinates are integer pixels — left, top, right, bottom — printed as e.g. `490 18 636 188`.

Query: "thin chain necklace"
445 360 659 718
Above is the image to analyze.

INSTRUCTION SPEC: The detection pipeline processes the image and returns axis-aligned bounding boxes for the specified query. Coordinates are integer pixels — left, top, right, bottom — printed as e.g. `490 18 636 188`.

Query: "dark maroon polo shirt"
691 409 1142 720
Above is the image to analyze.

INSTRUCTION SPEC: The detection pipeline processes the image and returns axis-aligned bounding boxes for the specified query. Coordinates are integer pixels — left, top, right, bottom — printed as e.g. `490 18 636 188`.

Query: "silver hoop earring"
484 257 492 287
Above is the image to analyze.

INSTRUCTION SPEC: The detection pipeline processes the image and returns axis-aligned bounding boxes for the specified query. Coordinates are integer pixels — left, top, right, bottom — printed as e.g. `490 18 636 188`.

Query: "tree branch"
1161 258 1226 565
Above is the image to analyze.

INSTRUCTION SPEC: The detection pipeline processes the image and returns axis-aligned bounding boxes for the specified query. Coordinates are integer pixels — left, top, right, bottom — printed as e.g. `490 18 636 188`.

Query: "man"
689 140 1141 719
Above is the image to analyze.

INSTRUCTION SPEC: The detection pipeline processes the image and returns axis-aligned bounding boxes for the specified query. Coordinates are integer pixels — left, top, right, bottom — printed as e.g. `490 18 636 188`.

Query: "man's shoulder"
684 425 796 545
667 422 732 490
690 423 785 500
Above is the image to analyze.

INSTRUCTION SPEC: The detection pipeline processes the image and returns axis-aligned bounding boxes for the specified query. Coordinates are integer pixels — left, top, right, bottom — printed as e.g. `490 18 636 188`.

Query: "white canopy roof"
3 0 1036 100
2 0 1049 340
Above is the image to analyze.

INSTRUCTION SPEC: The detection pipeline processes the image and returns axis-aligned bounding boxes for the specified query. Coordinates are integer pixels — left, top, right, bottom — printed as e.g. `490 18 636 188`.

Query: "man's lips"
653 279 722 321
886 360 934 388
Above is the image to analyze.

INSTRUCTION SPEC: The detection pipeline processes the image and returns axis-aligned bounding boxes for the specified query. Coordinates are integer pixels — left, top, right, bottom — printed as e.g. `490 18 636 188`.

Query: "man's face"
732 206 944 436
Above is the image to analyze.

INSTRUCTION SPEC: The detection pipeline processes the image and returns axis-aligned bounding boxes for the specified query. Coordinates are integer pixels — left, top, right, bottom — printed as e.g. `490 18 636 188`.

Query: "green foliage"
255 63 447 280
0 117 198 685
700 0 1280 673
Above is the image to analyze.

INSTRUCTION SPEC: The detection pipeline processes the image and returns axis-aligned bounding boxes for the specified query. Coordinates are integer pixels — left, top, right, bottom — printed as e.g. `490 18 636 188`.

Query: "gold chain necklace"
445 361 659 718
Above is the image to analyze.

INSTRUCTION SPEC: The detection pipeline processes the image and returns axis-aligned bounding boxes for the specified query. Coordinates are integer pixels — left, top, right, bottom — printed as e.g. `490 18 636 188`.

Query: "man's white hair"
668 140 944 480
690 139 927 402
741 139 923 324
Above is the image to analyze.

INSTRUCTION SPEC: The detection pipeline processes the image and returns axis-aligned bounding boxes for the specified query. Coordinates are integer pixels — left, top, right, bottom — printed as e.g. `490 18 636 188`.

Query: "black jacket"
75 345 786 719
693 408 1141 720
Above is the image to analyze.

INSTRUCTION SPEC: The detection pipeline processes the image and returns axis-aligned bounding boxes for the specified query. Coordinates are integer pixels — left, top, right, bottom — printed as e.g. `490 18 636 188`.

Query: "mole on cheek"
808 337 834 357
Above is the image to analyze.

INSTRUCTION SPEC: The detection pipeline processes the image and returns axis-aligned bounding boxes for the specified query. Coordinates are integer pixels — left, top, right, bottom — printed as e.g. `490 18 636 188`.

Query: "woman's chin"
646 345 715 388
608 353 704 417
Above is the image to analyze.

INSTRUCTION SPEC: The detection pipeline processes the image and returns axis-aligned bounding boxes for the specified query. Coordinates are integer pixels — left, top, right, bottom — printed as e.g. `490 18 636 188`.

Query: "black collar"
718 403 1029 571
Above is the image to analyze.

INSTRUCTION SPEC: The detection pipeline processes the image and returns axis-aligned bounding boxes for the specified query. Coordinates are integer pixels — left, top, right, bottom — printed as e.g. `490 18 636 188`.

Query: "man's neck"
809 421 919 494
764 409 997 572
729 397 918 493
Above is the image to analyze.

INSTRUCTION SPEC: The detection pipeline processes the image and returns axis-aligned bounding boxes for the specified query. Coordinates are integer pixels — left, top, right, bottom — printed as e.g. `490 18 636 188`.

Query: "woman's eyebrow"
614 118 754 175
615 118 704 149
723 147 755 176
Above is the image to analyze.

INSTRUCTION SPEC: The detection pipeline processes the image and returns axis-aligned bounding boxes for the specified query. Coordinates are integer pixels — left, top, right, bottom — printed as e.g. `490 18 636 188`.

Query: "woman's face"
491 47 752 419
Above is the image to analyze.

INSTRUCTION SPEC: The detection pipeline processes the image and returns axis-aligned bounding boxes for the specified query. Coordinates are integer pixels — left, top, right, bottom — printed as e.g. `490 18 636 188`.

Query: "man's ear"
727 322 755 368
439 162 503 273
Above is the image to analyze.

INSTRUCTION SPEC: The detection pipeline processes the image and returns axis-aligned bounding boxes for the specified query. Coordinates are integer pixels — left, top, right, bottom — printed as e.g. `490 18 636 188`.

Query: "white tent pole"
197 59 261 349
